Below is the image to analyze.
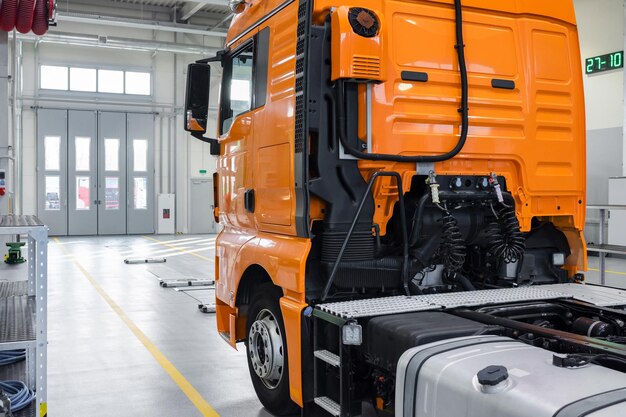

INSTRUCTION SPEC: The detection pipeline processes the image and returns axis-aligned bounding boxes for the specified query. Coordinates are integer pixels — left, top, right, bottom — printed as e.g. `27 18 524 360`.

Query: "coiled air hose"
0 0 17 32
31 0 49 36
440 209 466 276
0 350 25 366
16 0 36 34
0 380 36 412
486 205 525 263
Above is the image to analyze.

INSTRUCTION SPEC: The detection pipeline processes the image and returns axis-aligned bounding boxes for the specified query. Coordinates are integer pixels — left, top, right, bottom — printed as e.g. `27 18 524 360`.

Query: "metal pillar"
599 208 607 285
0 31 12 216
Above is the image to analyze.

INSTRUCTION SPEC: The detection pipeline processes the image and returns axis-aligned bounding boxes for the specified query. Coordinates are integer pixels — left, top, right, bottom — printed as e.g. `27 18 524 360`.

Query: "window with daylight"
40 65 68 90
40 65 152 97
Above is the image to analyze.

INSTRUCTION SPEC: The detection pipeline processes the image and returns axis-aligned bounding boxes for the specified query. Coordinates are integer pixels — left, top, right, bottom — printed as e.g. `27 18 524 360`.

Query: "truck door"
219 40 256 230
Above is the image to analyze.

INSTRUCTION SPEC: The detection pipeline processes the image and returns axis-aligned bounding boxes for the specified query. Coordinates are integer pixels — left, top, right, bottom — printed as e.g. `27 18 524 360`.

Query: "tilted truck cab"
185 1 626 416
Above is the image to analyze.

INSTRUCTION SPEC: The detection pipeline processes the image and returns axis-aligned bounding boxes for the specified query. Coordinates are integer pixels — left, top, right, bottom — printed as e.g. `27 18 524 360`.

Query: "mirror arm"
196 48 230 65
191 132 221 156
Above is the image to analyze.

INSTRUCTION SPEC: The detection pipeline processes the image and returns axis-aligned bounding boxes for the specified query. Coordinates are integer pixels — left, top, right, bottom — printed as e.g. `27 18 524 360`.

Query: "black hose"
409 194 430 247
486 205 525 263
457 274 476 291
336 0 469 163
440 209 466 277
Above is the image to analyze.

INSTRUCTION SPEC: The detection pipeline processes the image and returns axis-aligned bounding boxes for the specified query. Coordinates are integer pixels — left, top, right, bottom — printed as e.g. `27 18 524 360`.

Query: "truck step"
314 350 340 367
314 397 341 417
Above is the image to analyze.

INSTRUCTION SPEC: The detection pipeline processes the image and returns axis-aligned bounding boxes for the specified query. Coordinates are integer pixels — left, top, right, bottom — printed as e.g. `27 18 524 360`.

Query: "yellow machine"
180 1 626 416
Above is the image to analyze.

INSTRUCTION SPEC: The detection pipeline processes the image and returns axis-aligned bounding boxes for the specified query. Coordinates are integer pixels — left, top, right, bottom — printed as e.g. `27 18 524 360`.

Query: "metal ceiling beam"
209 13 233 30
56 12 227 37
15 31 219 55
181 0 229 7
180 2 206 21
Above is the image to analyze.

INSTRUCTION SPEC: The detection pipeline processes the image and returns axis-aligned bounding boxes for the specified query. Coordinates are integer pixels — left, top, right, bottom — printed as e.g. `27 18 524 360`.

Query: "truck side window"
220 28 270 135
221 43 254 134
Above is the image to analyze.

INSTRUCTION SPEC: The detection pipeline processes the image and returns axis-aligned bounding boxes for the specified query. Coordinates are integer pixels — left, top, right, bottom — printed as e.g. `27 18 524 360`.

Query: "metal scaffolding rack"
0 215 47 417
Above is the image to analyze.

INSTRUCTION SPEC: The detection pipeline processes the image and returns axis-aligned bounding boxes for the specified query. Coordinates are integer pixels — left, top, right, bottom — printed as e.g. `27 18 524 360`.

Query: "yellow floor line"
142 235 214 262
54 237 219 417
588 267 626 276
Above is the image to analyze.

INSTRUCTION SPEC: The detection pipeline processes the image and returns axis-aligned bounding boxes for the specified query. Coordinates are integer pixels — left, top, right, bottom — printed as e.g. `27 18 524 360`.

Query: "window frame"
219 27 270 135
38 62 153 99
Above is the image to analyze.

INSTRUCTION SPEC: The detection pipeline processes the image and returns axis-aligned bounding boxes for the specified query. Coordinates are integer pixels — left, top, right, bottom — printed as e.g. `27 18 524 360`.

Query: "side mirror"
184 63 211 134
184 63 220 156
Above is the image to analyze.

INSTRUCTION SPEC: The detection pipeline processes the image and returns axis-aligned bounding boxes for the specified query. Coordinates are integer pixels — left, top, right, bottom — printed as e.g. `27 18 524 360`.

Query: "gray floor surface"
1 235 624 416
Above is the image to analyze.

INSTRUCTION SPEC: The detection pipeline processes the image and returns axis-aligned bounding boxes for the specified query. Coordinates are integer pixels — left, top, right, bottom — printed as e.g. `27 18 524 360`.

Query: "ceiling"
56 0 231 24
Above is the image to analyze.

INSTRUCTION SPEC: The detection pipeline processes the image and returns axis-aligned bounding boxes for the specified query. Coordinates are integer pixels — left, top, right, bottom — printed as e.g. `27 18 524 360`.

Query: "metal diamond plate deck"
0 281 29 298
318 296 438 319
541 284 626 307
0 296 36 343
317 287 570 319
0 215 43 228
423 287 569 309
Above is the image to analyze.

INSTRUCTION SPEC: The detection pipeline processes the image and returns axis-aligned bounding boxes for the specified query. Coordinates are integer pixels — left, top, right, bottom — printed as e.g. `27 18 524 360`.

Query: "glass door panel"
98 112 127 235
37 110 68 236
127 113 154 234
68 111 98 235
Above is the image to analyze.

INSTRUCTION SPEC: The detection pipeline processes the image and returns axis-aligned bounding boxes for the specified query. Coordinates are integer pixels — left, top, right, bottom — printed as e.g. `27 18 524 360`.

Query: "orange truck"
185 0 626 416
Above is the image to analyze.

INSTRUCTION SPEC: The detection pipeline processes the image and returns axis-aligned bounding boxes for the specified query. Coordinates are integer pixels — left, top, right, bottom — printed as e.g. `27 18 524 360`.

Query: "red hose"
31 0 48 35
16 0 36 34
0 0 18 32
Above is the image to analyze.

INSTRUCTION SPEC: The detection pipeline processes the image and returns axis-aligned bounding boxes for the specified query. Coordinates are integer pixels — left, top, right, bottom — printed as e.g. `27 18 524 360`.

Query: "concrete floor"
3 235 625 416
46 235 273 417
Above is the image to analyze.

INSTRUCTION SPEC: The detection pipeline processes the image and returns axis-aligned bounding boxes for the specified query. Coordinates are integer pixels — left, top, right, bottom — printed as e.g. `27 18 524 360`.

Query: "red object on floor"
31 0 48 35
16 0 36 34
0 0 18 32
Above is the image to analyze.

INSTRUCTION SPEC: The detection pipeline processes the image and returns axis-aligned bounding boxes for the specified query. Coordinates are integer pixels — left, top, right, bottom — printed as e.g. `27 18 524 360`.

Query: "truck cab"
180 1 626 416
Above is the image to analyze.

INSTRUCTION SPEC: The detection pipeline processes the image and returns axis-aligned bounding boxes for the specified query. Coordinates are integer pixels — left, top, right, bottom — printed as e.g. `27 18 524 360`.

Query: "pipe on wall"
14 31 219 55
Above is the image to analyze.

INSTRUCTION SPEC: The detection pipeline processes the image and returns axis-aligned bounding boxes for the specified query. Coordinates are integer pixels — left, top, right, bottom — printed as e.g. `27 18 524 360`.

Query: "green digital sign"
586 51 623 74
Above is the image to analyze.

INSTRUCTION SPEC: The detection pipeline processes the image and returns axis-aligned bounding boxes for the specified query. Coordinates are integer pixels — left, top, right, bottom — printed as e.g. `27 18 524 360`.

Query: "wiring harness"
553 353 626 369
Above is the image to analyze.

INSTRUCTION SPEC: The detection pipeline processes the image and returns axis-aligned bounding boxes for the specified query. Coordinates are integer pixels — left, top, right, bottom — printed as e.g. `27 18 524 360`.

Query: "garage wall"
19 21 223 233
574 0 624 242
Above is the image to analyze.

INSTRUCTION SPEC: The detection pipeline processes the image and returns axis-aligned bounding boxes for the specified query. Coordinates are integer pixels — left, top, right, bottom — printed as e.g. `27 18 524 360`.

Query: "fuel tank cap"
477 365 509 386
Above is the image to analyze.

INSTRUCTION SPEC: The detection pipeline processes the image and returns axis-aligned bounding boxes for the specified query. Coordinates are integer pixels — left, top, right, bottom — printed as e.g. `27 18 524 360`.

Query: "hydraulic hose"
337 0 469 163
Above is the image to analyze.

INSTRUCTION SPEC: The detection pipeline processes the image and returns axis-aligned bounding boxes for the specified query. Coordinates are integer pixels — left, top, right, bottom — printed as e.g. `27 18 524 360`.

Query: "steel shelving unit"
0 215 47 417
587 205 626 285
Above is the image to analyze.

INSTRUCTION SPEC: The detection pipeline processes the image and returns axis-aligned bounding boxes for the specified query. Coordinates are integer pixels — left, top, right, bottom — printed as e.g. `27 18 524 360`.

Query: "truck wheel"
246 285 299 416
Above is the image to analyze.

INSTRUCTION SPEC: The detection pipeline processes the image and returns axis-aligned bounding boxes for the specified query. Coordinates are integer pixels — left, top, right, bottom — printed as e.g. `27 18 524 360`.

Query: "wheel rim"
248 308 284 390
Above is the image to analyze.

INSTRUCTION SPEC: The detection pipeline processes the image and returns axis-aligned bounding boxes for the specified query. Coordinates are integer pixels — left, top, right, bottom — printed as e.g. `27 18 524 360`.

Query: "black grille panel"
294 0 308 154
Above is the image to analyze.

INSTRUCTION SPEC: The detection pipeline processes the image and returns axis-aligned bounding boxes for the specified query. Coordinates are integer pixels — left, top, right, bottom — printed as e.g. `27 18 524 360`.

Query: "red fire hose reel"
0 0 56 35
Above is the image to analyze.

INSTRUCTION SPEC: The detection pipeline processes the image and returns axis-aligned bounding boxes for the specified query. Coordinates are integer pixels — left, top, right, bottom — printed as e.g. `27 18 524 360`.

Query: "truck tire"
246 284 299 416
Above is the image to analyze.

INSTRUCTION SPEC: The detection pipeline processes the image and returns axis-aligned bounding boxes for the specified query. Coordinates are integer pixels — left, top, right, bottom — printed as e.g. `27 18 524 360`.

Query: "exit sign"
586 51 623 74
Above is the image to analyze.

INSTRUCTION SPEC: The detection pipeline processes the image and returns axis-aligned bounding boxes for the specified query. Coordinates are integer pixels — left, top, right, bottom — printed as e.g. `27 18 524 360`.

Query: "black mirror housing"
184 63 211 134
